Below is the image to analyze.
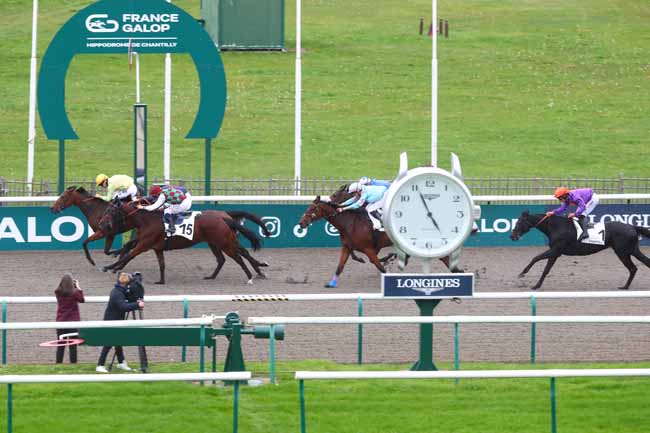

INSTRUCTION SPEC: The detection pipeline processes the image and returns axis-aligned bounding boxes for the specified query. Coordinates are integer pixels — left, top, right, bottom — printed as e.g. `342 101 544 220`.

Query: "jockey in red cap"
138 184 192 237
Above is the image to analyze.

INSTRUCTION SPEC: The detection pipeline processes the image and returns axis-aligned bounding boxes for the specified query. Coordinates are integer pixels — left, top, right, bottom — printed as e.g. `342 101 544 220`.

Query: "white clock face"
384 168 473 258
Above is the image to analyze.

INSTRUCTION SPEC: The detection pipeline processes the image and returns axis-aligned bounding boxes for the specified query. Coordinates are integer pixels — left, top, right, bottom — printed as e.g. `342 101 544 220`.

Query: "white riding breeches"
163 193 192 216
583 194 599 216
366 196 385 230
113 184 138 201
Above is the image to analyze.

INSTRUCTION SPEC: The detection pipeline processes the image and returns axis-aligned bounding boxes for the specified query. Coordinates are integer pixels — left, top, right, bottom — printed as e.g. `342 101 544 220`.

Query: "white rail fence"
2 291 650 366
2 371 250 433
295 368 650 433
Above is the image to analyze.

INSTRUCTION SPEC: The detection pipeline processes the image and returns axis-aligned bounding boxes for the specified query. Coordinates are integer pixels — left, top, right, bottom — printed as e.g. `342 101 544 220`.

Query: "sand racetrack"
1 246 650 366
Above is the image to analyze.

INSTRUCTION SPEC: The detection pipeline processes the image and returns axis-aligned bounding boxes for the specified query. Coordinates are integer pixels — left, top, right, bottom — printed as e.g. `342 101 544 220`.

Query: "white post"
26 0 39 194
135 52 141 104
294 0 302 194
163 0 172 183
431 0 438 168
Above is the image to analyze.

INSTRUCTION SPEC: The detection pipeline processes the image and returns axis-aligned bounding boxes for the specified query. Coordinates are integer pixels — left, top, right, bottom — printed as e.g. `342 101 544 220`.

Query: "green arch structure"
38 0 226 140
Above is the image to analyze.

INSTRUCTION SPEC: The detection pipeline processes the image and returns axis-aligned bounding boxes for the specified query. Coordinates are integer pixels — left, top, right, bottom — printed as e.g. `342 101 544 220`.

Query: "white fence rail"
3 193 650 204
0 316 216 331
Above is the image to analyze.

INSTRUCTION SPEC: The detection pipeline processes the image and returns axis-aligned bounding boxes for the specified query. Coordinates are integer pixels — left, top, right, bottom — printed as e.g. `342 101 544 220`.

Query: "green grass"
1 0 649 181
1 360 650 432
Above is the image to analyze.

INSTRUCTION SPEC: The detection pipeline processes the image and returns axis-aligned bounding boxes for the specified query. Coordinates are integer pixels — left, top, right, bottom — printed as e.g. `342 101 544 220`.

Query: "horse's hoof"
155 281 164 285
618 286 629 290
247 279 254 285
203 276 215 280
101 267 109 273
259 262 269 267
531 286 540 291
518 273 526 278
324 281 337 288
255 272 267 280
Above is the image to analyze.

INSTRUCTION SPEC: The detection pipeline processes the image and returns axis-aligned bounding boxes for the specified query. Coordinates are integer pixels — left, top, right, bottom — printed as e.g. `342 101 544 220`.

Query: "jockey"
137 184 192 237
337 183 389 231
546 187 599 241
95 174 138 202
348 176 391 194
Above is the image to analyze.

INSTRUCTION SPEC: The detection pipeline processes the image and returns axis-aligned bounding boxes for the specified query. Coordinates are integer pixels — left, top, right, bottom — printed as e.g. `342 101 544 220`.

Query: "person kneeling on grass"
96 272 144 373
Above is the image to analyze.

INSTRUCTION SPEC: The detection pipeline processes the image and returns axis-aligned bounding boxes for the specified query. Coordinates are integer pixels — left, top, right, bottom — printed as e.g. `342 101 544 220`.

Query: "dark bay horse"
298 195 458 288
51 186 137 266
100 202 270 284
510 211 650 290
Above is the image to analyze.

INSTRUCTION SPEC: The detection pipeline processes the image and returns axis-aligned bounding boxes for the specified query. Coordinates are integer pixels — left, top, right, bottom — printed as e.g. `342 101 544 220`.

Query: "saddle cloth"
165 211 201 241
572 219 605 245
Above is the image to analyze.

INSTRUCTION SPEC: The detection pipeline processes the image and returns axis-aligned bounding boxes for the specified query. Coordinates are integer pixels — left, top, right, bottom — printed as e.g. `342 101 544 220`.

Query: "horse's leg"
102 243 147 273
350 251 366 264
326 246 352 288
237 246 267 279
362 248 386 274
223 247 254 285
205 246 226 280
519 247 562 277
117 239 138 259
82 231 107 266
531 256 559 290
153 249 166 285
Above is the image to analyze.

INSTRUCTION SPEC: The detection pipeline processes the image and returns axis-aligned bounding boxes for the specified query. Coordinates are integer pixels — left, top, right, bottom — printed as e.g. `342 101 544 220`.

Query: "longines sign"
382 274 475 299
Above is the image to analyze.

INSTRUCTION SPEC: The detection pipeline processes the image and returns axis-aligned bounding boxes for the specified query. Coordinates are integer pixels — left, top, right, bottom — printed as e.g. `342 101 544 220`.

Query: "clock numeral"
441 238 448 245
444 184 448 191
399 226 407 233
425 241 433 249
400 195 410 203
425 180 436 188
394 210 403 218
451 226 459 233
452 195 461 202
411 184 419 192
457 211 464 218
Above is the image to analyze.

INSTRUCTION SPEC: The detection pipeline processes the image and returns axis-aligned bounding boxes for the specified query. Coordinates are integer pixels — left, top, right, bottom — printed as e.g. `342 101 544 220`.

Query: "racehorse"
298 195 459 288
51 186 137 266
510 211 650 290
99 202 270 284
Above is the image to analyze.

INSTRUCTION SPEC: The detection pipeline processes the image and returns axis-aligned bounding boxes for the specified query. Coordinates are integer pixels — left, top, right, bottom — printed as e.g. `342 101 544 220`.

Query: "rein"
535 214 551 227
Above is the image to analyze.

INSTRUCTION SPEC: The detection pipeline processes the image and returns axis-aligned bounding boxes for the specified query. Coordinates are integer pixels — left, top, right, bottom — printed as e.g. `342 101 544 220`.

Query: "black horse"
510 211 650 290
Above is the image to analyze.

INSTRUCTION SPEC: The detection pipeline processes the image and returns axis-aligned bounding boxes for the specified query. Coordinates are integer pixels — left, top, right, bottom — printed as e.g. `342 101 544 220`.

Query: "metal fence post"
530 295 537 364
232 381 240 433
2 301 6 365
269 324 276 385
550 377 557 433
454 322 460 384
357 297 363 364
181 299 188 362
7 383 12 433
299 379 307 433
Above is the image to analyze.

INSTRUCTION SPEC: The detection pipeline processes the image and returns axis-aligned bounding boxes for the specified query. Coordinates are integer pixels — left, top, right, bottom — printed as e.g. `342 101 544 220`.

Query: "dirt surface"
1 246 650 366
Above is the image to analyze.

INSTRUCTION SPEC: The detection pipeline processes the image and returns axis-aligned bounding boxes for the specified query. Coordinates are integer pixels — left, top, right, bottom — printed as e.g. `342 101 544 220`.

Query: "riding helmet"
553 187 570 199
149 185 163 197
348 182 360 193
95 173 109 186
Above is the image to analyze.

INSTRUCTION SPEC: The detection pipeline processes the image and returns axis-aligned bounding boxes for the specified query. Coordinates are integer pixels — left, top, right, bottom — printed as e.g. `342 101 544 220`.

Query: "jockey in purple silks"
546 187 600 241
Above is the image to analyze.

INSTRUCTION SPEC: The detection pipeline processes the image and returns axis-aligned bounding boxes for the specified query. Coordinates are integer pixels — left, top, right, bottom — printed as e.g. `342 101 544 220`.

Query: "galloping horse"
100 202 270 284
51 186 137 266
510 211 650 290
298 195 458 288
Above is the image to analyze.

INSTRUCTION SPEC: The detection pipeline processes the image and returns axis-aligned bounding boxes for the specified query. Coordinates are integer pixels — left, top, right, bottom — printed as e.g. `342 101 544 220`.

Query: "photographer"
95 272 144 373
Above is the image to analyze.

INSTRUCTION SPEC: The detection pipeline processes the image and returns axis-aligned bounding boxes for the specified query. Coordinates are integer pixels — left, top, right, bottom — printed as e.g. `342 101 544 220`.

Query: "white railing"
3 193 650 204
2 372 250 433
295 368 650 433
0 316 216 330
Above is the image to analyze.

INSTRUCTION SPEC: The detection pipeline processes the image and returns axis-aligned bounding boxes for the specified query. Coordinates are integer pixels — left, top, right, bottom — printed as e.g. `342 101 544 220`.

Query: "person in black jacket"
96 272 144 373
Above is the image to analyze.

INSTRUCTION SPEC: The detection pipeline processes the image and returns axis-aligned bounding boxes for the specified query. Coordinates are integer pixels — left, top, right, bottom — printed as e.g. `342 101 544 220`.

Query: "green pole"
58 139 65 193
199 325 206 373
530 295 537 364
181 299 189 362
454 322 460 384
269 324 276 385
299 379 306 433
205 138 212 196
411 299 441 371
357 297 363 364
7 383 12 433
2 301 6 365
550 377 557 433
232 381 239 433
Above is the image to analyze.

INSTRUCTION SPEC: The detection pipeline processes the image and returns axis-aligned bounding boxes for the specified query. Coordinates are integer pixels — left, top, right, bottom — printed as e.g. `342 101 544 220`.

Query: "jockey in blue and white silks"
348 177 392 194
337 183 389 231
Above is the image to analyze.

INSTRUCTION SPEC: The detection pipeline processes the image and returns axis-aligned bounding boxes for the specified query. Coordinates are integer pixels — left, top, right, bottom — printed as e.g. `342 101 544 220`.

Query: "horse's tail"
634 226 650 239
225 218 262 251
226 211 272 237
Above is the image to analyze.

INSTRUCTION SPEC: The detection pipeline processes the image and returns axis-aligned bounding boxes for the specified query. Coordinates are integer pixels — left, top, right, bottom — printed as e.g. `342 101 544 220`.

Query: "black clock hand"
419 191 440 231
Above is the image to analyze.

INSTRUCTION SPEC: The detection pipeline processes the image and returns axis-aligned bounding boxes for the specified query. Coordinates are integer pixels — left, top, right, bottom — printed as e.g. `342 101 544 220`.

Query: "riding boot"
369 211 384 232
578 215 589 241
163 214 175 237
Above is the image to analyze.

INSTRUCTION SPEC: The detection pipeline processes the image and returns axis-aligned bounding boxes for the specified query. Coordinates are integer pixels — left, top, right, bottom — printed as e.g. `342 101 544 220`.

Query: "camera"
125 272 145 302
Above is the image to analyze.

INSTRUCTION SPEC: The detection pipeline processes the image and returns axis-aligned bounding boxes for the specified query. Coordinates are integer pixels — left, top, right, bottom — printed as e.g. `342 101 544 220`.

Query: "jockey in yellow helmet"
95 174 138 202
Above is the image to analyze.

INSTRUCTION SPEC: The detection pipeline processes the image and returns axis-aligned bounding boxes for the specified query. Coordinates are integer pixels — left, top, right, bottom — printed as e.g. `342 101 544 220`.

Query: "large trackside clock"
383 153 480 268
